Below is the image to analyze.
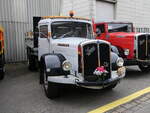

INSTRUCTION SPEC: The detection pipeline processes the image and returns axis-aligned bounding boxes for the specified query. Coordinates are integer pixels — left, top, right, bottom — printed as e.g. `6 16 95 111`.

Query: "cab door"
38 24 51 60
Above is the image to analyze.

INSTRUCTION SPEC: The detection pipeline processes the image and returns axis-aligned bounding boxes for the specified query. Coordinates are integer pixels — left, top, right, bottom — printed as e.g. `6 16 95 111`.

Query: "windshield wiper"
57 31 73 39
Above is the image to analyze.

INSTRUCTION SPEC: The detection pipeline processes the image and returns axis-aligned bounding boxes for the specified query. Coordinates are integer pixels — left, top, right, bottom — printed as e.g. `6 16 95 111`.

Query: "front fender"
41 54 69 76
111 45 119 55
111 52 121 70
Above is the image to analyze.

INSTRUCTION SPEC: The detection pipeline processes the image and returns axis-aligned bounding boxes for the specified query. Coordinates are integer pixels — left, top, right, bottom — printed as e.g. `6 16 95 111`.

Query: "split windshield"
51 21 93 39
108 23 133 33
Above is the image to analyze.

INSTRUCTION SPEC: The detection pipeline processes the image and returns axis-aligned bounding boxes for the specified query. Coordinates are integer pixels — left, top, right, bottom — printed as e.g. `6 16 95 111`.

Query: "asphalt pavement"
0 63 150 113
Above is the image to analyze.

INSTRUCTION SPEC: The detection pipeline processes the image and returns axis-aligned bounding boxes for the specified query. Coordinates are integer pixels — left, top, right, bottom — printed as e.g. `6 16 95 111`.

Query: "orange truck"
0 26 5 80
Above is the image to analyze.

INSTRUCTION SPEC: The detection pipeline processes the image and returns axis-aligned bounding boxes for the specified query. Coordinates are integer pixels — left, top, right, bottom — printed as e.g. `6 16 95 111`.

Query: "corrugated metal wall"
0 0 61 62
61 0 96 19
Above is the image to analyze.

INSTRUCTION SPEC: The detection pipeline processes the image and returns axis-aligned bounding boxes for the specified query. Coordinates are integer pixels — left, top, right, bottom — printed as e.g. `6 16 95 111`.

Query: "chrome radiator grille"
137 34 150 60
80 42 111 81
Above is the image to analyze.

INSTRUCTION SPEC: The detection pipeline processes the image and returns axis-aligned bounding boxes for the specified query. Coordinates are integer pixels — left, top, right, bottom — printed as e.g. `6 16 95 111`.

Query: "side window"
97 24 105 33
39 25 48 38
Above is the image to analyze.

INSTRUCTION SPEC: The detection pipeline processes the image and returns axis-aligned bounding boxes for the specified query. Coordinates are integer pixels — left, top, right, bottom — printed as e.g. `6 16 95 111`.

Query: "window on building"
39 25 48 38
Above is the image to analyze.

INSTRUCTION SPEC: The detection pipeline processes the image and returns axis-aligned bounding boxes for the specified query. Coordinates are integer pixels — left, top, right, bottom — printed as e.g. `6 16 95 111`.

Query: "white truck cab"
25 15 126 99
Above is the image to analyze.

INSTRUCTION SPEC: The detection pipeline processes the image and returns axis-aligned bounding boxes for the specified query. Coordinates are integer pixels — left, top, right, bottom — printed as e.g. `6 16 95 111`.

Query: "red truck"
0 26 5 80
95 21 150 72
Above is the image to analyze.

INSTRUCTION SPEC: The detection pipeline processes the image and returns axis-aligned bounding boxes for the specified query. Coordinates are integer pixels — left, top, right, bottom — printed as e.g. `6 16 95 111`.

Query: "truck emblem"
57 43 69 47
139 40 145 45
85 46 95 56
103 62 109 67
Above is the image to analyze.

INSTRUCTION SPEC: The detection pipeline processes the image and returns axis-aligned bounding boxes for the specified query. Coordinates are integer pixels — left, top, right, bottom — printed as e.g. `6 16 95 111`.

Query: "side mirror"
96 28 101 37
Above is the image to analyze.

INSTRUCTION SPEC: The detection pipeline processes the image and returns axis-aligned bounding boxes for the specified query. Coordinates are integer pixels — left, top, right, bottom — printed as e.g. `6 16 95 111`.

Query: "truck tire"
27 55 37 71
43 69 59 99
0 67 5 80
138 64 150 72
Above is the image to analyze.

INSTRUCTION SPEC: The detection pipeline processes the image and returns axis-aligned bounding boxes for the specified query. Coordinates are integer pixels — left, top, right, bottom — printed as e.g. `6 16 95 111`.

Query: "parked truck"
0 26 5 80
95 21 150 72
25 14 126 99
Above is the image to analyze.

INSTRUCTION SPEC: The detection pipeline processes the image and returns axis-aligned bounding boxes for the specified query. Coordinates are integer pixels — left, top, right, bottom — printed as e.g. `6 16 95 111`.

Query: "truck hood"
109 32 137 38
52 37 89 48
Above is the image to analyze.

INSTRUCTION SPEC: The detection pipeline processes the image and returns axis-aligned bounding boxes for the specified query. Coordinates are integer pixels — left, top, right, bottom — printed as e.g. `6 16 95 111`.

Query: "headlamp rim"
62 60 72 71
116 57 124 67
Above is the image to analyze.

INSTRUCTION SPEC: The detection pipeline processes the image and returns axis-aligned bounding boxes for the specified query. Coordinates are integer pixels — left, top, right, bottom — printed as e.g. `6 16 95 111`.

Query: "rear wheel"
0 67 5 80
43 68 59 99
138 64 150 72
27 55 37 71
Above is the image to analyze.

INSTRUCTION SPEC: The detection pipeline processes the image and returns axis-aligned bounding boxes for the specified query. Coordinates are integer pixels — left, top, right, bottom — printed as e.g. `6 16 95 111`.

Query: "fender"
40 53 70 76
111 52 120 70
111 45 119 55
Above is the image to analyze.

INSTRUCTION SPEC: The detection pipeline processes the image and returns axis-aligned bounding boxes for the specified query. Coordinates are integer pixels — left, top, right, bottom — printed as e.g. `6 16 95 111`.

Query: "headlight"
62 61 72 71
124 49 130 56
116 58 124 67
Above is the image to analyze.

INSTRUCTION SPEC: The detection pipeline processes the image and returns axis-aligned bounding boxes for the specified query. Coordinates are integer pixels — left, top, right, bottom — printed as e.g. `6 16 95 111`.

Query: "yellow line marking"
88 87 150 113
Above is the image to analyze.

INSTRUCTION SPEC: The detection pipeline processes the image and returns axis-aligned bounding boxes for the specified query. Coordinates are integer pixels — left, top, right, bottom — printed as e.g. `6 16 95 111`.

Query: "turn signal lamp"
78 45 82 56
117 67 126 76
48 32 51 38
69 10 74 17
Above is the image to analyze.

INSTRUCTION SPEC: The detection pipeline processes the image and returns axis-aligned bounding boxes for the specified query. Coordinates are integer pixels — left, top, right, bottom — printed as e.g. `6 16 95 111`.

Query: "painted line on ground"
88 87 150 113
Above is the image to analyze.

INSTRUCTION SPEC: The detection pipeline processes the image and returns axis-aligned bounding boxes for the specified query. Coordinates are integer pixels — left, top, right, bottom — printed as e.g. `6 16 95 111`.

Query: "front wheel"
138 64 150 72
43 70 59 99
0 67 5 80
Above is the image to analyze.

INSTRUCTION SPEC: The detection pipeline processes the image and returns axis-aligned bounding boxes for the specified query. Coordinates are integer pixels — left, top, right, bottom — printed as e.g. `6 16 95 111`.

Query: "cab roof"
42 16 90 21
95 20 133 24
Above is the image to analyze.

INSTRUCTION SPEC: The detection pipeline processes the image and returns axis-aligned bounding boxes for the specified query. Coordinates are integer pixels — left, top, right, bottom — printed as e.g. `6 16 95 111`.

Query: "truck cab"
95 22 150 72
0 26 5 80
26 16 126 99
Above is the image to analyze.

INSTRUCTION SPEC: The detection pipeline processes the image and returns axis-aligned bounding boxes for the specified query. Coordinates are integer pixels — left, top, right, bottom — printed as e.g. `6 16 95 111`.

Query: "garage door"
96 1 115 21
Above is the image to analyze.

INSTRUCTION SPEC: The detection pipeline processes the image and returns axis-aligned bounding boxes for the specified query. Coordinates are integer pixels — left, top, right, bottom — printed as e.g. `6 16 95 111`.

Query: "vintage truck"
95 21 150 72
25 15 126 99
0 25 5 80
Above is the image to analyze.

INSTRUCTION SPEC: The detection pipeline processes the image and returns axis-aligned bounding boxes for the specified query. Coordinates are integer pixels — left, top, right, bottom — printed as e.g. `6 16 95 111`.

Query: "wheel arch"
40 53 70 76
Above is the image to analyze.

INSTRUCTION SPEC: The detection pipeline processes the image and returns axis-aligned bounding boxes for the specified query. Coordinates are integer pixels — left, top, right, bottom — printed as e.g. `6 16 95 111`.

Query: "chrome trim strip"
97 44 100 67
99 43 111 76
81 45 84 76
137 59 150 62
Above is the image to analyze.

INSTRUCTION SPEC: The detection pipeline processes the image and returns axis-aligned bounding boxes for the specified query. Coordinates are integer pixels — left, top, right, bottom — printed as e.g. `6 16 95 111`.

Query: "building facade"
0 0 150 62
0 0 61 62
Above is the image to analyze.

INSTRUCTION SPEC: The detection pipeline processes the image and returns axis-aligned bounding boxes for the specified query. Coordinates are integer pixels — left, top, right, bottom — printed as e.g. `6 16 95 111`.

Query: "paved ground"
106 93 150 113
0 63 150 113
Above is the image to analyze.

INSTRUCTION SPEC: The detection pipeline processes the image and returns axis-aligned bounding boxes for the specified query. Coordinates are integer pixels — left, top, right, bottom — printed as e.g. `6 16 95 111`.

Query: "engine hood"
52 37 110 48
109 32 137 38
52 37 89 48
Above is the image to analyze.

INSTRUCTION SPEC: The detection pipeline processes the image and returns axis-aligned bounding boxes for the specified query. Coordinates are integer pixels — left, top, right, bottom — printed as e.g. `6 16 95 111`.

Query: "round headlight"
62 61 72 71
116 58 124 67
124 49 130 56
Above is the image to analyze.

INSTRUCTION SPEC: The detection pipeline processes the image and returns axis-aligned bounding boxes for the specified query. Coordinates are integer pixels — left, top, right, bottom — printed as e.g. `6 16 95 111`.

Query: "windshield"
51 21 93 39
108 23 133 33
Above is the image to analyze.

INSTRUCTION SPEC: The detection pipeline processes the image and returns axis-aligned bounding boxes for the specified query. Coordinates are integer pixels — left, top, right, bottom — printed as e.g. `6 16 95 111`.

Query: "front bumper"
124 59 150 66
47 67 126 89
76 76 123 89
